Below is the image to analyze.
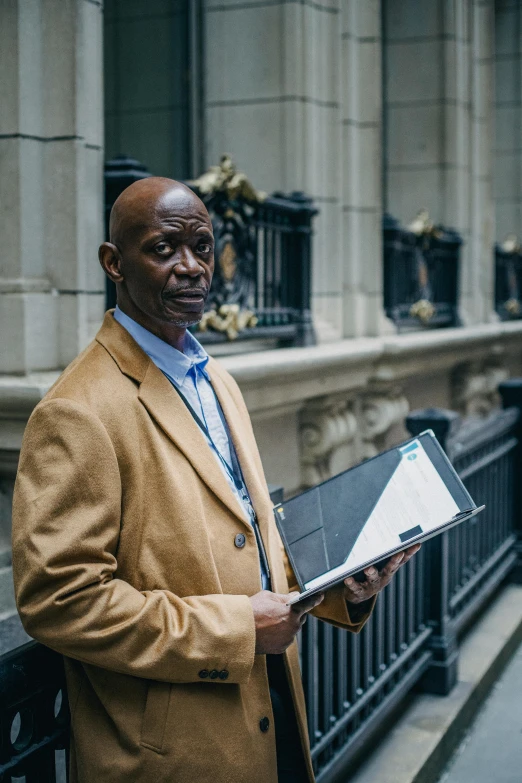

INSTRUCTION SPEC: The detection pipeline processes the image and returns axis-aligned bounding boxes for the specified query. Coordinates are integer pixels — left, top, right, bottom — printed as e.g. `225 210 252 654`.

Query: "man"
12 178 419 783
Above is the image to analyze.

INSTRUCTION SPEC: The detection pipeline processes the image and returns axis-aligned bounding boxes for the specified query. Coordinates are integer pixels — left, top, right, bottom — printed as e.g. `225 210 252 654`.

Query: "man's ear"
99 242 124 283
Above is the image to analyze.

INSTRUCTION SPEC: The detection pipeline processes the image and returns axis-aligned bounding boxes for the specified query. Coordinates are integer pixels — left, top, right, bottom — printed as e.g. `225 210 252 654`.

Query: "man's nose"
174 246 203 277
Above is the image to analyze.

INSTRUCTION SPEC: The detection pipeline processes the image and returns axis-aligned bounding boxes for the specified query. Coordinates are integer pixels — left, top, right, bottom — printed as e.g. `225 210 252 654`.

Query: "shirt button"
198 669 209 679
259 717 270 733
235 533 246 548
209 669 219 679
219 670 229 680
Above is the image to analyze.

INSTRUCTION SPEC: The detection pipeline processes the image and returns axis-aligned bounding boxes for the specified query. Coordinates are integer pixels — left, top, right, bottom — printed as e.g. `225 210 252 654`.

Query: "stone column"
0 0 105 375
203 0 345 341
467 0 496 324
494 0 522 241
383 0 496 326
0 0 104 619
341 0 389 337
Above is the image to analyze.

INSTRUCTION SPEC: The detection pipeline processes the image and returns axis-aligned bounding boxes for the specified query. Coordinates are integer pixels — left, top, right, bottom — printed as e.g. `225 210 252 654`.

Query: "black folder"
274 430 484 604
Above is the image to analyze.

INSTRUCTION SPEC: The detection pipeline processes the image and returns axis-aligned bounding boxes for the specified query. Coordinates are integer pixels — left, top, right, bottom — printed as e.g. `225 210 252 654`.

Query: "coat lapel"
96 312 251 528
208 364 275 540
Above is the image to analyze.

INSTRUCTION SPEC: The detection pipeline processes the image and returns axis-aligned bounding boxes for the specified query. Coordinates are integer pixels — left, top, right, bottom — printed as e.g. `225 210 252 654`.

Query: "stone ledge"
221 321 522 384
1 321 522 420
347 583 522 783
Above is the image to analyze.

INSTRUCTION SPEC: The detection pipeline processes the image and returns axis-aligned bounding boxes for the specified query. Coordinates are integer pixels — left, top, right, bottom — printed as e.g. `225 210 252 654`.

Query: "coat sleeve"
12 398 256 685
279 533 375 633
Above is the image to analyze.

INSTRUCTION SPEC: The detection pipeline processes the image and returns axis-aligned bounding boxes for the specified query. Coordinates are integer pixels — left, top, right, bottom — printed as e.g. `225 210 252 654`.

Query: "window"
104 0 202 179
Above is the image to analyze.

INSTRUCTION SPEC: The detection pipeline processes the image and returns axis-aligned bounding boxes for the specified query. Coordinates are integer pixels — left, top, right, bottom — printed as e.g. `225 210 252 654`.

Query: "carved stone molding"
359 389 409 460
451 361 509 418
299 396 357 488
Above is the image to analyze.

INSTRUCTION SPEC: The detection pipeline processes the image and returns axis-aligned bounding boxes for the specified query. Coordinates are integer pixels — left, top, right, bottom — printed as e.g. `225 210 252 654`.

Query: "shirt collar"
113 306 210 387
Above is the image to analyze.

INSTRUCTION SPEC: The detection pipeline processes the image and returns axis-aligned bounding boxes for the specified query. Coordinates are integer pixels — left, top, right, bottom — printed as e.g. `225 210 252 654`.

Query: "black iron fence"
0 643 68 782
303 384 521 781
104 155 317 347
383 213 461 330
495 241 522 320
2 382 521 783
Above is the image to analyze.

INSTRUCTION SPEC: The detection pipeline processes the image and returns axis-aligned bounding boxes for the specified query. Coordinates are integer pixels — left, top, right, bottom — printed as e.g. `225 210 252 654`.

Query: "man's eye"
155 242 172 255
198 243 212 254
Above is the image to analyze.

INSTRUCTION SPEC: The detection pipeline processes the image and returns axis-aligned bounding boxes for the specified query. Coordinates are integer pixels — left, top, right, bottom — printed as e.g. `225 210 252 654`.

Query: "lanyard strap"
168 377 244 493
167 373 271 583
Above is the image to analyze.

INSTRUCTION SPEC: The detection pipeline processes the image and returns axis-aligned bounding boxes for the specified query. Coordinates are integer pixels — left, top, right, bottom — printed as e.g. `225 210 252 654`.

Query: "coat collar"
95 311 268 530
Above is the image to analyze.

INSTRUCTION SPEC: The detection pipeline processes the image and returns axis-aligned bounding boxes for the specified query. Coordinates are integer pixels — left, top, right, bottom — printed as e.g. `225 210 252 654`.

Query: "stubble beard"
167 310 205 329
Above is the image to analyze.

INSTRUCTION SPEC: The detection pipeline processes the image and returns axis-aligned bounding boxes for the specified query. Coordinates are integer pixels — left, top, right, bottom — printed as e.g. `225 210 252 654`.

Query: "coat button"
235 533 246 548
198 669 209 679
259 717 270 733
219 670 229 680
209 669 219 679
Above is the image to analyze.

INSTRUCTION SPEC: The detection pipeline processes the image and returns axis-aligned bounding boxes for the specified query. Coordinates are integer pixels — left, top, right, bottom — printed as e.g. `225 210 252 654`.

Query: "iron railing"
383 213 461 330
303 395 520 781
302 551 431 781
2 387 521 783
0 643 68 782
444 409 519 632
103 155 317 347
194 190 317 348
495 242 522 320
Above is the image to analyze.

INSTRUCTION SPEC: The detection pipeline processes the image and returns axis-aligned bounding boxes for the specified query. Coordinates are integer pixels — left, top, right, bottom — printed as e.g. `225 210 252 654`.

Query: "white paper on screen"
304 439 460 591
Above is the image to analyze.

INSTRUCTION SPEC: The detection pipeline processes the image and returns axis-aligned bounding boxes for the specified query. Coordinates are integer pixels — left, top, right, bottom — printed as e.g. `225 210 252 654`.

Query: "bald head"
109 177 209 250
99 176 215 349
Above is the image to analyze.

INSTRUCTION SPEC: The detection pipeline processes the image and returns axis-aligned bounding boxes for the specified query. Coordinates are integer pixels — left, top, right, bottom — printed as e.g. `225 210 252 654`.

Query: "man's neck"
116 302 187 353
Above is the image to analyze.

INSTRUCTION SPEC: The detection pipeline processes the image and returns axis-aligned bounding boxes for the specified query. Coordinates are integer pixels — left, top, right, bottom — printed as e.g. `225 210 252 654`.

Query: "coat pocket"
140 681 172 754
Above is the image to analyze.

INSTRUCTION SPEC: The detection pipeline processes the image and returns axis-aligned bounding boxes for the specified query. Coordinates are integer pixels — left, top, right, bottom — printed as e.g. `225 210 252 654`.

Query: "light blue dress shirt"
113 306 269 589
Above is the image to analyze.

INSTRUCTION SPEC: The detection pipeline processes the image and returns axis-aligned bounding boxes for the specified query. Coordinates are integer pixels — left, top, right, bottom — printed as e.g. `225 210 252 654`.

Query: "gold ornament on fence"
190 154 267 203
504 298 521 317
501 234 521 254
219 241 237 282
408 209 443 240
198 304 258 341
409 298 436 324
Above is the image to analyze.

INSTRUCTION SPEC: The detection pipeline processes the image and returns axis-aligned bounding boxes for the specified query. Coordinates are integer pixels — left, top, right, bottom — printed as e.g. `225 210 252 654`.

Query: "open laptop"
274 430 485 605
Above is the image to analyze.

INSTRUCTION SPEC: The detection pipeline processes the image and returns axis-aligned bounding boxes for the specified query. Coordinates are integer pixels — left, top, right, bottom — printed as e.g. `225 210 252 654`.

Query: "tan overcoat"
12 312 370 783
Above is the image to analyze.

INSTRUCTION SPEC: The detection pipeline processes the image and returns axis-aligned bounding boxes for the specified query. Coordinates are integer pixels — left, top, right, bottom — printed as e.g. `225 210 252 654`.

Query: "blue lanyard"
165 369 271 582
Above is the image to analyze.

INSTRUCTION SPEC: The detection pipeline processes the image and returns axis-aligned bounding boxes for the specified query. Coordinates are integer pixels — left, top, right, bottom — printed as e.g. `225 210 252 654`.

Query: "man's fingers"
344 576 366 595
363 566 379 585
381 551 405 576
381 544 421 577
291 592 324 615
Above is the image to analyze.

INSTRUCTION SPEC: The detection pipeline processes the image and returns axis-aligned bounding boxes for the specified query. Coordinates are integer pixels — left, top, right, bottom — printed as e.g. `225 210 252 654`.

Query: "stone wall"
222 321 522 497
494 0 522 242
0 0 105 375
1 0 522 623
383 0 496 326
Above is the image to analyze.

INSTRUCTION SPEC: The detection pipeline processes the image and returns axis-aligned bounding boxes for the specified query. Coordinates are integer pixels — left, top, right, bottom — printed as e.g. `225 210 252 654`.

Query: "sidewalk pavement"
438 645 522 783
348 584 522 783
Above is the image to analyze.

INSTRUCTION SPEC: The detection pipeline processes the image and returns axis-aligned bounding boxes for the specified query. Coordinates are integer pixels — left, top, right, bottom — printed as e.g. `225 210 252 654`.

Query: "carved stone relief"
299 396 357 488
299 386 409 488
359 389 410 460
451 361 509 418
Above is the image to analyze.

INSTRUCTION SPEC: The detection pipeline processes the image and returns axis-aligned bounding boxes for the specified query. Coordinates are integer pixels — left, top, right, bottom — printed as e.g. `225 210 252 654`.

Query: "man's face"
114 187 214 329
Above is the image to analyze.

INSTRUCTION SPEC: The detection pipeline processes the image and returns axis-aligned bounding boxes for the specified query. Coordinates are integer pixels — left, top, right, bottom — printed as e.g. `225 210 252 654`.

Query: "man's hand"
249 590 324 655
343 544 421 605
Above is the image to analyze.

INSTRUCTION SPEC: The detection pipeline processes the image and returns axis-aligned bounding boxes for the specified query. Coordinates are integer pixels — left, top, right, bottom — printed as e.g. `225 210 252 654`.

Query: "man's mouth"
164 289 207 309
165 289 207 300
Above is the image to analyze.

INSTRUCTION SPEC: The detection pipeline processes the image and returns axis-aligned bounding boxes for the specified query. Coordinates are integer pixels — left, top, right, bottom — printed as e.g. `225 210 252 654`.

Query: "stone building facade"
1 0 522 618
